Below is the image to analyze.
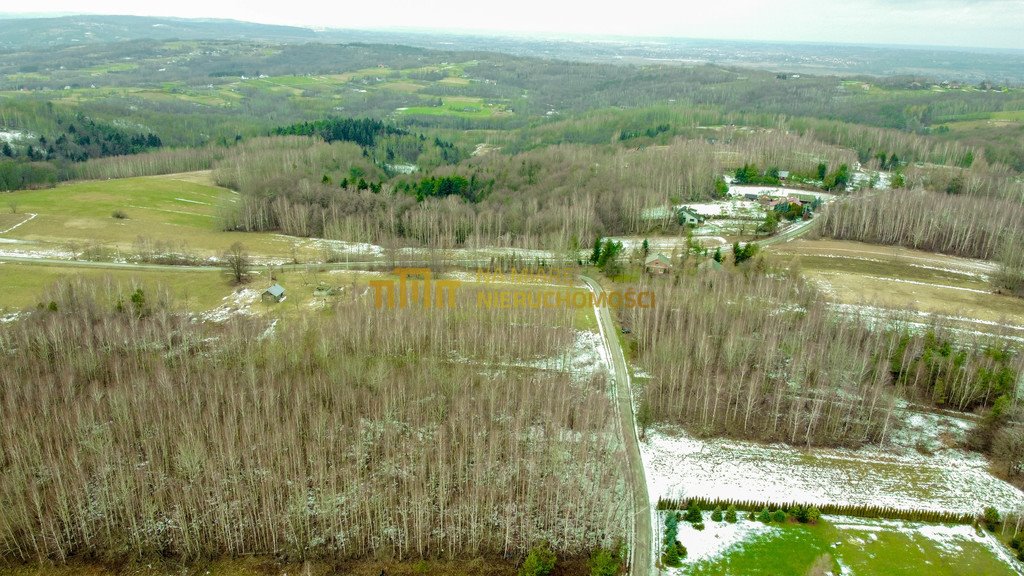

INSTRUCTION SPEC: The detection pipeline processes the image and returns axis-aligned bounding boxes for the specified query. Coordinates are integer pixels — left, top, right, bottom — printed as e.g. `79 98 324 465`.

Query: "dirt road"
582 275 655 576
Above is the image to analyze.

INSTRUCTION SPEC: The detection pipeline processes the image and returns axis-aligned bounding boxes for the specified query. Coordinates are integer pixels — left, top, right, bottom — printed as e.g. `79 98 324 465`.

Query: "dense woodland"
212 131 857 248
0 280 627 563
625 270 1023 447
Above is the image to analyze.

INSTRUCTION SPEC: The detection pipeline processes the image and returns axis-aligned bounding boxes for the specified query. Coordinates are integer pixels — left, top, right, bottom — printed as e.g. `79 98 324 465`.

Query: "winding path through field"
582 275 655 576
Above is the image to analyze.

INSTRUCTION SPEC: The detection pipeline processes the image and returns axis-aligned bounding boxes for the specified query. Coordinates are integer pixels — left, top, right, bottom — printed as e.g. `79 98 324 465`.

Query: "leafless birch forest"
0 280 627 563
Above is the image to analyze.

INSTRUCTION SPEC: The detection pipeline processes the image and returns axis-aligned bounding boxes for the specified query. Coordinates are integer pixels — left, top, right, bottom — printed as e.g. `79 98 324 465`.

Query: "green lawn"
400 96 510 119
0 172 298 259
678 517 1018 576
0 262 236 312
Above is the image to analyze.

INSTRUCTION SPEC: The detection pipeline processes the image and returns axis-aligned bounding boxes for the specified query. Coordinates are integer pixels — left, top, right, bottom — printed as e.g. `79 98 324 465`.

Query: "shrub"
520 541 557 576
790 504 810 523
111 209 128 219
773 509 788 523
589 547 620 576
808 506 821 524
758 507 771 523
693 522 705 531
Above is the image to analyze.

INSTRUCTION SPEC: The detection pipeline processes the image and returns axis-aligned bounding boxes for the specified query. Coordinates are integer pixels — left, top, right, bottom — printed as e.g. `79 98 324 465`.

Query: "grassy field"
399 96 510 119
767 239 1024 331
0 262 236 311
3 60 512 123
676 516 1018 576
0 172 310 260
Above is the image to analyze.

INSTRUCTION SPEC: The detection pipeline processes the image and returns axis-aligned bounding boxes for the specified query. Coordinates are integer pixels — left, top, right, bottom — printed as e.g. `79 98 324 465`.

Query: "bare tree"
223 242 251 284
994 427 1024 478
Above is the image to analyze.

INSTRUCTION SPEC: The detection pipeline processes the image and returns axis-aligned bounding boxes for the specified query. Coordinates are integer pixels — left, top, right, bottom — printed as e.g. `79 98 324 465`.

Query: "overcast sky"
7 0 1024 50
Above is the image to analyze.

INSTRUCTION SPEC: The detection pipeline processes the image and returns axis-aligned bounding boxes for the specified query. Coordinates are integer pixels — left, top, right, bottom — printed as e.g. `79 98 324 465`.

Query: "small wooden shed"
262 284 286 303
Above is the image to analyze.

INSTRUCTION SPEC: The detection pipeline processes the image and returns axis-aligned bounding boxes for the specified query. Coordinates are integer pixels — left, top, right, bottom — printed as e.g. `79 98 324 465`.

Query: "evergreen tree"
711 506 723 522
685 502 703 524
712 247 723 263
588 548 620 576
773 509 787 523
983 507 1001 532
519 542 557 576
641 238 650 258
713 175 729 198
590 237 602 265
725 505 738 523
757 507 771 523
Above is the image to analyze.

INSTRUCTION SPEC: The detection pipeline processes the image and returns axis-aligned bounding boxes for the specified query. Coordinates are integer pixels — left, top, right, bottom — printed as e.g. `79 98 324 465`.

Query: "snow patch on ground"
0 245 76 259
611 236 727 253
829 303 1024 342
449 329 608 386
198 289 260 323
525 329 608 384
680 200 765 219
728 185 834 200
641 421 1024 516
0 213 37 234
0 129 33 143
666 514 779 565
830 516 1018 568
0 311 26 324
282 236 386 258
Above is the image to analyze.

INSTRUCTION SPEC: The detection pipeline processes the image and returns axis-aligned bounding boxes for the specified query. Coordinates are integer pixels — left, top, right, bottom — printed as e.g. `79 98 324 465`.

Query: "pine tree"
725 505 738 523
519 542 557 576
711 506 723 522
686 502 703 524
757 507 771 523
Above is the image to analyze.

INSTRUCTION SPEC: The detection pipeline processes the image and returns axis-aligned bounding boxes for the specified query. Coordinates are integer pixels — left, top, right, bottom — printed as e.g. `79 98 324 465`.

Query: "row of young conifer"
656 497 975 525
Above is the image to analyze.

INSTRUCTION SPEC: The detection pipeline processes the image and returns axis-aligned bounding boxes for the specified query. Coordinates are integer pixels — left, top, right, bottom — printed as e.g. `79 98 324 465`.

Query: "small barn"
645 253 672 274
262 284 286 303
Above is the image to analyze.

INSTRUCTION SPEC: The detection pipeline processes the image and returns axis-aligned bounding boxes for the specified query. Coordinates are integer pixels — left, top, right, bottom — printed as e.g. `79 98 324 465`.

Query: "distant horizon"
3 0 1024 51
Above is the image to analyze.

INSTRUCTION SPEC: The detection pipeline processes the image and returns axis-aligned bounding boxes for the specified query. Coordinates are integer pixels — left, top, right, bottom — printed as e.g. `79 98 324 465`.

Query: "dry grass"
768 239 1024 329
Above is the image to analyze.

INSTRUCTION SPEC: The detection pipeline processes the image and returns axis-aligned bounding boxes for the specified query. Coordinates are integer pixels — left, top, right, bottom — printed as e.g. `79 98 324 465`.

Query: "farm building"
645 253 672 274
677 207 706 226
262 284 286 303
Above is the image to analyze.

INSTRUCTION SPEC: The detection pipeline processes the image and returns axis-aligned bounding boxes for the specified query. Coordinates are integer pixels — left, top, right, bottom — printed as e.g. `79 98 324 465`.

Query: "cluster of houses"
735 191 822 219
